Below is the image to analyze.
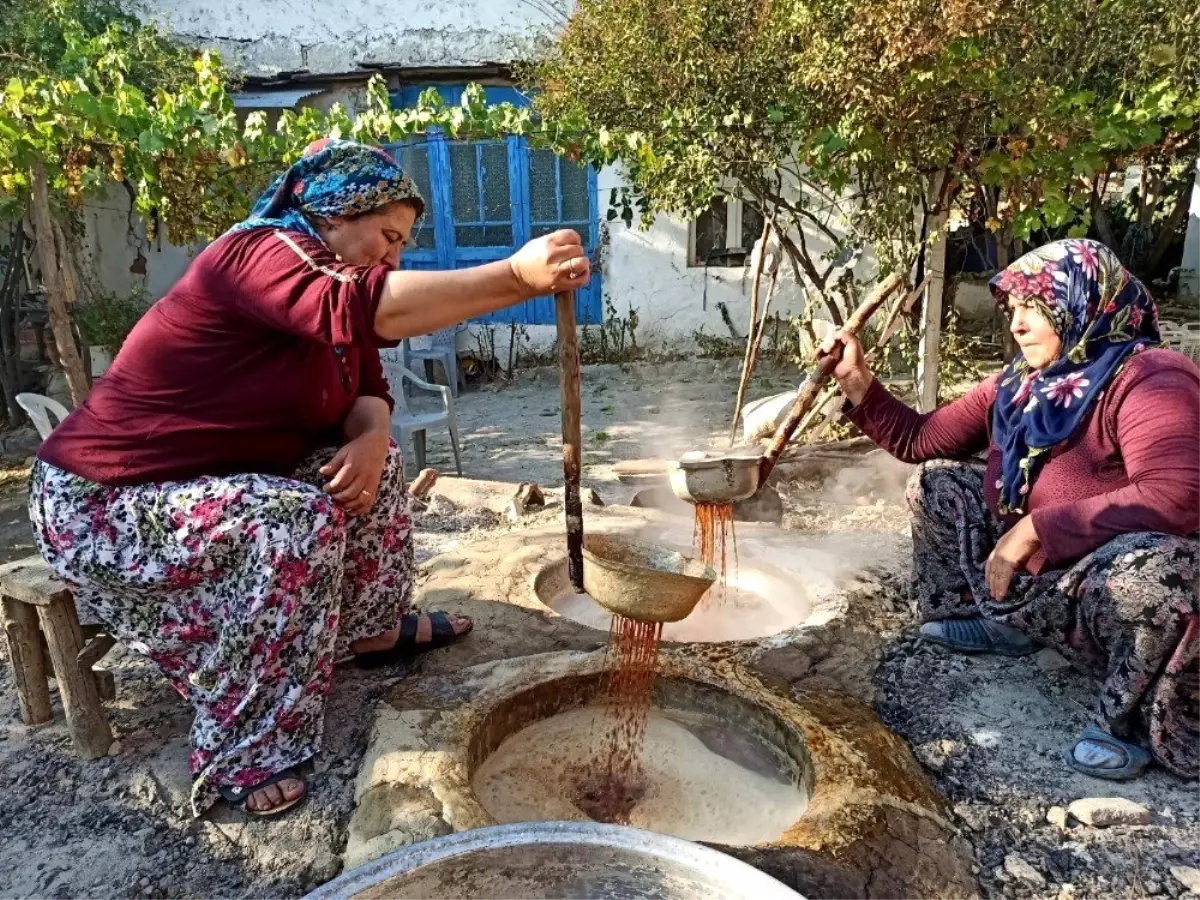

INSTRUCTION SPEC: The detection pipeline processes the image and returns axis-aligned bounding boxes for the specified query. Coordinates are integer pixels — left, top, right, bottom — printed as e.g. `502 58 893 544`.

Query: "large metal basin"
305 822 804 900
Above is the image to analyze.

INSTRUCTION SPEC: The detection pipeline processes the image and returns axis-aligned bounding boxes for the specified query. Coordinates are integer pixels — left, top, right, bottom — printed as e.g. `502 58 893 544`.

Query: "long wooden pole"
758 272 904 486
555 290 584 592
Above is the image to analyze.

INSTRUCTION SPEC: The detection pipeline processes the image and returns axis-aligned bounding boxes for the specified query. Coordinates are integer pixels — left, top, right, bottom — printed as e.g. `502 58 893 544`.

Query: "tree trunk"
28 163 90 407
996 237 1016 358
1090 172 1121 253
916 174 949 412
1143 179 1192 278
0 224 26 425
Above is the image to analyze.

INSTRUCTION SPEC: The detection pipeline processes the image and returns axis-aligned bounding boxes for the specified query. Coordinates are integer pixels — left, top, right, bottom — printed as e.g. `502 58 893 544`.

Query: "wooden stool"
0 556 114 759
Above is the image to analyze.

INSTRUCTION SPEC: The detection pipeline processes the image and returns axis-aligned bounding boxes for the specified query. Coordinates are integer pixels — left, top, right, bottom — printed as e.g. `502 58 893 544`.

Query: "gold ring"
361 490 372 497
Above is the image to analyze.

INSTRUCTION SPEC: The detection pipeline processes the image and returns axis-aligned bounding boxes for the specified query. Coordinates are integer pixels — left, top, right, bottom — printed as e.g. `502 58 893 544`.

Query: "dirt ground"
0 358 1197 900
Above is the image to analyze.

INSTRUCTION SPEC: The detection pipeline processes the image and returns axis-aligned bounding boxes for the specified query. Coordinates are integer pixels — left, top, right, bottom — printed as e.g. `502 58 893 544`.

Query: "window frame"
688 196 762 268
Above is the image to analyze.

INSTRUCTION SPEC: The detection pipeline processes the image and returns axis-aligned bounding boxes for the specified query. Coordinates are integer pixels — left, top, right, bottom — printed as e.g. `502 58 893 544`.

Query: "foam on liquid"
472 705 807 845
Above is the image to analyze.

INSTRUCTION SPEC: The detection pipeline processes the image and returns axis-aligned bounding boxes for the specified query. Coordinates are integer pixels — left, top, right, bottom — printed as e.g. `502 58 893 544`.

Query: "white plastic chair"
16 393 70 440
381 362 463 476
1160 320 1200 366
401 325 466 397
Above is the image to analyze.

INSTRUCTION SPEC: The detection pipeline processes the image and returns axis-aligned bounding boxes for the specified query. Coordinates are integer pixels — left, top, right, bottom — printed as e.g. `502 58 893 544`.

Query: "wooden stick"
759 272 904 485
37 594 112 759
872 272 931 355
555 291 584 592
1 596 52 725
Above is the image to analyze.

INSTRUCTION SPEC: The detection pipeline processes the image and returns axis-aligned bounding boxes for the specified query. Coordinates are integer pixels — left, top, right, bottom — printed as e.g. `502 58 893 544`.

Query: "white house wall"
143 0 570 77
1181 158 1199 302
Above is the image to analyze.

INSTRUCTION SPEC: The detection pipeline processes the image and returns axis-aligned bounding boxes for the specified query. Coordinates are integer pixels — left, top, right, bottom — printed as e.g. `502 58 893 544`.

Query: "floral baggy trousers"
29 443 413 814
908 459 1198 778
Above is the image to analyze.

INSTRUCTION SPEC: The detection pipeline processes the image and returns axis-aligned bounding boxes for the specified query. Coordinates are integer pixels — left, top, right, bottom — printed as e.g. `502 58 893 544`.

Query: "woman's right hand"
819 330 874 407
508 229 592 297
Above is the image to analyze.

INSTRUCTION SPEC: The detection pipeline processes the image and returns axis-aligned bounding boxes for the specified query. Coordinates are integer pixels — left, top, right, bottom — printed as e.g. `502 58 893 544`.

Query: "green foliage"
0 2 571 243
531 0 1199 254
580 298 641 364
73 284 147 350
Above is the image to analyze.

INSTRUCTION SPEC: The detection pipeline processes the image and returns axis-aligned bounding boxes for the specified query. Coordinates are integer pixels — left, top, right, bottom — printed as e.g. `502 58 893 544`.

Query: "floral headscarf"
229 138 424 241
989 239 1160 515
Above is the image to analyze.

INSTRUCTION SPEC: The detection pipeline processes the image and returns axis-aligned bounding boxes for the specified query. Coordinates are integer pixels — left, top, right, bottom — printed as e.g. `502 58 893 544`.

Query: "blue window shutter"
426 133 455 270
391 83 597 328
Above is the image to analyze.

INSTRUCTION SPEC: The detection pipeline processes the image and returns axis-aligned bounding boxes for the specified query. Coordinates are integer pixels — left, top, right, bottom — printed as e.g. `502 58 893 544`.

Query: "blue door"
388 85 601 326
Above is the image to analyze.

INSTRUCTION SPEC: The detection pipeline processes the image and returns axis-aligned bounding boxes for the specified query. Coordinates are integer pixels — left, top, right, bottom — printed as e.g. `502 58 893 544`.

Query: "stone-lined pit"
469 672 811 844
345 649 979 899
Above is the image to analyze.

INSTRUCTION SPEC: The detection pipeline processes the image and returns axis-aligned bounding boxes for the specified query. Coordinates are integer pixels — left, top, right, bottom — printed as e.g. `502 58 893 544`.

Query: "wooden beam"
555 291 584 593
0 556 71 607
37 594 112 758
1 596 52 725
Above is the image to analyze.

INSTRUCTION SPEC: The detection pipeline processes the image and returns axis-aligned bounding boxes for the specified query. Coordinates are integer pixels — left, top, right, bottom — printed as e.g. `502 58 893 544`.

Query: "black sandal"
354 611 474 669
217 767 307 817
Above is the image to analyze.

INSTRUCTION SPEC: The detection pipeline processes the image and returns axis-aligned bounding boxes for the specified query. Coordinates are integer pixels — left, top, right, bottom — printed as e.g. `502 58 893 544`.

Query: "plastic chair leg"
445 351 461 397
448 417 463 476
412 430 427 472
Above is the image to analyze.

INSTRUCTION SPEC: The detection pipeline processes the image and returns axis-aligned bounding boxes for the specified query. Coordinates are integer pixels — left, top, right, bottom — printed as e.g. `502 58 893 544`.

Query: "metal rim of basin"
305 821 806 900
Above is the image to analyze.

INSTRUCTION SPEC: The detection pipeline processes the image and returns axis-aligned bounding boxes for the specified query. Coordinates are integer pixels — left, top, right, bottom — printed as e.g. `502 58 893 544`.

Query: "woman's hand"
321 430 390 517
509 229 591 297
985 515 1041 601
818 330 874 406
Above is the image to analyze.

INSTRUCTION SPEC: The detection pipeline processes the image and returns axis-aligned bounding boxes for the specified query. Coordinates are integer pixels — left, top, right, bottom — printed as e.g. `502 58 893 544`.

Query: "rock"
914 742 948 772
1066 797 1151 827
1047 806 1070 829
1034 648 1073 673
1058 884 1077 900
954 803 993 832
1170 867 1200 894
914 739 963 773
1004 853 1048 888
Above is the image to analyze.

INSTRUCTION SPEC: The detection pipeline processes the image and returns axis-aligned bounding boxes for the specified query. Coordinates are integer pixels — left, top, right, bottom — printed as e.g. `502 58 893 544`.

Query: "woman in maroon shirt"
29 139 592 816
827 239 1198 781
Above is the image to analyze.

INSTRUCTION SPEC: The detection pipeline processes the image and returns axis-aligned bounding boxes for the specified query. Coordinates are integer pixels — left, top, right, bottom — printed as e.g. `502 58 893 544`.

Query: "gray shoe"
919 617 1038 656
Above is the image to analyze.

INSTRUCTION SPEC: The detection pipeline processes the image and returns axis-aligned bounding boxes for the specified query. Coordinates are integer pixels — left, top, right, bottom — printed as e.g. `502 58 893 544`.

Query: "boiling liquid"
472 705 807 845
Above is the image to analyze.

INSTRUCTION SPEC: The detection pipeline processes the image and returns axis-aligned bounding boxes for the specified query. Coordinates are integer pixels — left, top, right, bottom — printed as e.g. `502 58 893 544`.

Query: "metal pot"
667 453 763 505
305 822 805 900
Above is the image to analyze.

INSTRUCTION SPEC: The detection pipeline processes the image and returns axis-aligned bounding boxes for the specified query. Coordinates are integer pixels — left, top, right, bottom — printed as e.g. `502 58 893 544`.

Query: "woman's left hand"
985 515 1041 601
321 430 389 517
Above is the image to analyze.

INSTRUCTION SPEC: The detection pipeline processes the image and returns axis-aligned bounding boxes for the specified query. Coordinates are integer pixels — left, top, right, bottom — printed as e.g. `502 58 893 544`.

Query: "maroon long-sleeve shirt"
39 228 396 486
846 348 1200 573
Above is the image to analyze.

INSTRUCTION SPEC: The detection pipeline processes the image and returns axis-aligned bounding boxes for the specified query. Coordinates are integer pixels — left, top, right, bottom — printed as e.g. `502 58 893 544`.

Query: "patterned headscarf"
989 238 1160 515
229 138 424 241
